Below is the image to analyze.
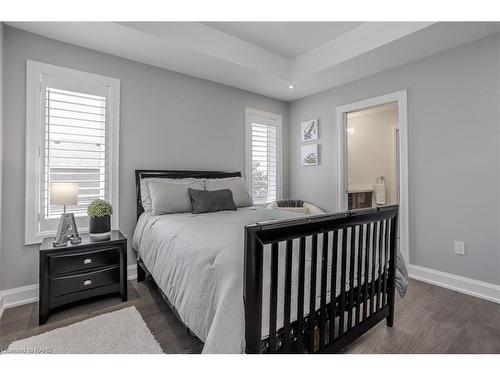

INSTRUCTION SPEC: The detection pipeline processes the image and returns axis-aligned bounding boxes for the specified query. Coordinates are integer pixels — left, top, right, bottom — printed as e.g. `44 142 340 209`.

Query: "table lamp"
51 182 82 247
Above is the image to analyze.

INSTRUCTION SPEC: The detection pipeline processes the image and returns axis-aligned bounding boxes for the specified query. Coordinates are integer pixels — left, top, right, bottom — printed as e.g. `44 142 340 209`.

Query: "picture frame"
301 119 319 142
302 143 319 166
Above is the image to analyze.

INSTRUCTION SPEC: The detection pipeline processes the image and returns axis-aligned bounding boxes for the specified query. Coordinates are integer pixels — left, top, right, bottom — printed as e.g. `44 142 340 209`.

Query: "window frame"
25 60 120 245
245 107 283 205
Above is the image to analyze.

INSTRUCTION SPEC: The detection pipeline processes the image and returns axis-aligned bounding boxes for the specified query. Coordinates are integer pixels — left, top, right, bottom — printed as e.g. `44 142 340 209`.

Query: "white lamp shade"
50 182 78 206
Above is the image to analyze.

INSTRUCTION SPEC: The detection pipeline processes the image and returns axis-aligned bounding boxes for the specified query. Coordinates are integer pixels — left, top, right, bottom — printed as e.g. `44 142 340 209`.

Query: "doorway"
336 90 409 262
346 102 399 209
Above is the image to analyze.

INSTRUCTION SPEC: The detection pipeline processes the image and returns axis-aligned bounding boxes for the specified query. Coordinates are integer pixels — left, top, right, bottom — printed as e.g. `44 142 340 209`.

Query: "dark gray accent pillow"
188 188 237 214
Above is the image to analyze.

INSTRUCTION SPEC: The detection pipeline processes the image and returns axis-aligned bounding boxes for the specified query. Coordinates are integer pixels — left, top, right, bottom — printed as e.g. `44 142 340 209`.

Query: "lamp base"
53 213 81 247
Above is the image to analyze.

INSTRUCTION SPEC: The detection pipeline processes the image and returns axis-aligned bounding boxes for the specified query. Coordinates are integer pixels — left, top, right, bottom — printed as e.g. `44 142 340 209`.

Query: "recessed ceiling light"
289 84 294 90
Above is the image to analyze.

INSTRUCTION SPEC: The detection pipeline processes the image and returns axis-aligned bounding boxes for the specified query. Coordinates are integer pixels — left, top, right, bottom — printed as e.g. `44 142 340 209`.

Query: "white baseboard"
3 263 499 319
408 264 500 304
127 263 137 281
0 264 137 319
0 283 38 319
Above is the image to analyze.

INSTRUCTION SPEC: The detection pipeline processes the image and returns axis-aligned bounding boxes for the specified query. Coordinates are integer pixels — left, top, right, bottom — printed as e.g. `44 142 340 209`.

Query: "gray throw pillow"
188 188 237 214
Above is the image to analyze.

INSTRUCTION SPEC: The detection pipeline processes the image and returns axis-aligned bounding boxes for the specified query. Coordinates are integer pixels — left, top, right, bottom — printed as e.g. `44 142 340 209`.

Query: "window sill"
26 219 119 246
25 227 90 246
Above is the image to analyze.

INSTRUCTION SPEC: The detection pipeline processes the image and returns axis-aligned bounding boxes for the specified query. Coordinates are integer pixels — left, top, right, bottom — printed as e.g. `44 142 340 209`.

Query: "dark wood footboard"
244 205 399 354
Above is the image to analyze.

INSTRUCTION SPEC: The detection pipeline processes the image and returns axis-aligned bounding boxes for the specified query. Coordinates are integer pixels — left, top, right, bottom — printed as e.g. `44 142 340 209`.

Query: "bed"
132 170 399 354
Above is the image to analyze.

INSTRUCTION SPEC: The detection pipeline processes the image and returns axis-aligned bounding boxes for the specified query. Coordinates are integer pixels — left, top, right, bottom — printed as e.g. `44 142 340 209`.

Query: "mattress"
132 207 382 353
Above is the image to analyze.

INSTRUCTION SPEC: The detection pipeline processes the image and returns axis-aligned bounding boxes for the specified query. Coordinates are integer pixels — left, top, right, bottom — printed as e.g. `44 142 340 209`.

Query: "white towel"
376 181 386 205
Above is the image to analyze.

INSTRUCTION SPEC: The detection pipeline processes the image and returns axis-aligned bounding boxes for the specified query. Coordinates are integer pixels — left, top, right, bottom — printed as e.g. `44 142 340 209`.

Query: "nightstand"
39 230 127 325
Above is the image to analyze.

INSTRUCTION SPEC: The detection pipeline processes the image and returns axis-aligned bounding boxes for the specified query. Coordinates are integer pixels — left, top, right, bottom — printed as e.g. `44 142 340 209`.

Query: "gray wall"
0 23 4 284
0 26 289 291
289 33 500 285
2 25 499 291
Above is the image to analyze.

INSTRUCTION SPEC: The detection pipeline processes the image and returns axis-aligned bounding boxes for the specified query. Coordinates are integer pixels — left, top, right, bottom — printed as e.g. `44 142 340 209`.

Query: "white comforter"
132 207 377 353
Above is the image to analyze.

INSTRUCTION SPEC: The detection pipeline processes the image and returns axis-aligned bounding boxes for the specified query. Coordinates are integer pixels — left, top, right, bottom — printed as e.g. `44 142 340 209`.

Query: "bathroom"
346 102 400 209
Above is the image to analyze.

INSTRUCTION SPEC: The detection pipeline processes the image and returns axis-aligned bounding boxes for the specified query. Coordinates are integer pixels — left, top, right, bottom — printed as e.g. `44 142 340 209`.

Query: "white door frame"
336 90 409 263
391 126 400 205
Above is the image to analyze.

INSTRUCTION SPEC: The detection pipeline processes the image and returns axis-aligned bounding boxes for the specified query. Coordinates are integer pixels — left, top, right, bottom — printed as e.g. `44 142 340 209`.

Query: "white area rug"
4 306 164 354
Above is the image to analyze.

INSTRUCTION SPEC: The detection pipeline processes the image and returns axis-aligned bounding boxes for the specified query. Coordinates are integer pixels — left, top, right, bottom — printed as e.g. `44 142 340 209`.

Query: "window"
25 61 120 244
245 108 282 204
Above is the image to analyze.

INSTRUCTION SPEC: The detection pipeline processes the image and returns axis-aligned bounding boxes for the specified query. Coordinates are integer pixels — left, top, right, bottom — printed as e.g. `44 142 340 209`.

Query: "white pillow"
146 178 204 214
203 177 253 208
140 177 166 213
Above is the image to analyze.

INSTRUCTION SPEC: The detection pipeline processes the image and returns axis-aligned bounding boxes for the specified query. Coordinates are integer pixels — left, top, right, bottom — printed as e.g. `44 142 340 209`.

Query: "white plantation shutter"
246 109 282 204
25 61 120 244
42 87 107 227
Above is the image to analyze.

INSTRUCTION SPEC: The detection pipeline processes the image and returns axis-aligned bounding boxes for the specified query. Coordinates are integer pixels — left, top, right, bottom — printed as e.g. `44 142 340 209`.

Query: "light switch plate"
454 241 466 255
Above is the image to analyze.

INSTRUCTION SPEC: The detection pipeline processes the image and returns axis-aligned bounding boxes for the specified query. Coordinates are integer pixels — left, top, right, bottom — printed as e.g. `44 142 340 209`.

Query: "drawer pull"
83 279 92 286
83 258 92 265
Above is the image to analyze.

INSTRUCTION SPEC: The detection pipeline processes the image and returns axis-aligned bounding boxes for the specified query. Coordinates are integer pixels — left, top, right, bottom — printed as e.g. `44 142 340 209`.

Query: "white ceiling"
202 22 363 59
7 22 500 101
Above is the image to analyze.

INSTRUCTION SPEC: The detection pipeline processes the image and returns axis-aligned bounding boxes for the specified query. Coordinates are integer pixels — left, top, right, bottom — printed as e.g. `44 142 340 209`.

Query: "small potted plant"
87 199 113 240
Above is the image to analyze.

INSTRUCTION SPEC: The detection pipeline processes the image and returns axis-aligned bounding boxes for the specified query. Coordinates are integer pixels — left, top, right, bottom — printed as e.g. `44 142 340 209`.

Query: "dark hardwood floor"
1 278 500 353
0 279 203 353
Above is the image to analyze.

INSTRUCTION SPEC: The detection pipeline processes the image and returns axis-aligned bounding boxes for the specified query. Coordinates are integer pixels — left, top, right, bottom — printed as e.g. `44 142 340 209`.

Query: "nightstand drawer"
50 247 120 276
50 265 120 297
39 231 127 325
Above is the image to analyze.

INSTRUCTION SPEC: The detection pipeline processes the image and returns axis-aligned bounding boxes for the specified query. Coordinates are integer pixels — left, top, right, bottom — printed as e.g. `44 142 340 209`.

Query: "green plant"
87 199 113 218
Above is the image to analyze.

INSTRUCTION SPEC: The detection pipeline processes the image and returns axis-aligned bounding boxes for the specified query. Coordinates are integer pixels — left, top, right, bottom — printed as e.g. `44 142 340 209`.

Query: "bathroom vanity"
348 183 374 209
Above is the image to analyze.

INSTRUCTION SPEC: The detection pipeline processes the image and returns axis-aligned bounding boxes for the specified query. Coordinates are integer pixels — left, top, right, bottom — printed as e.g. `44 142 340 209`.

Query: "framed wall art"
302 143 319 166
301 119 319 142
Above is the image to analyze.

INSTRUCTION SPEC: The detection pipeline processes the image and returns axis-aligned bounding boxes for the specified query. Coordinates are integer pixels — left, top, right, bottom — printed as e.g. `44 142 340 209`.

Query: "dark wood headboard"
135 169 242 218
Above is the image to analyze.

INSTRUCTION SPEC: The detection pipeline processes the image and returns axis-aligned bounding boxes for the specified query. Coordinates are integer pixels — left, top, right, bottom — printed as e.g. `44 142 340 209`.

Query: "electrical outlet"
454 241 466 256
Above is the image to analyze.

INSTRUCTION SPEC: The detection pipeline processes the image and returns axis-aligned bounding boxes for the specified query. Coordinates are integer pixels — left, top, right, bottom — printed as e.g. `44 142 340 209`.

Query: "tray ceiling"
8 22 500 101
